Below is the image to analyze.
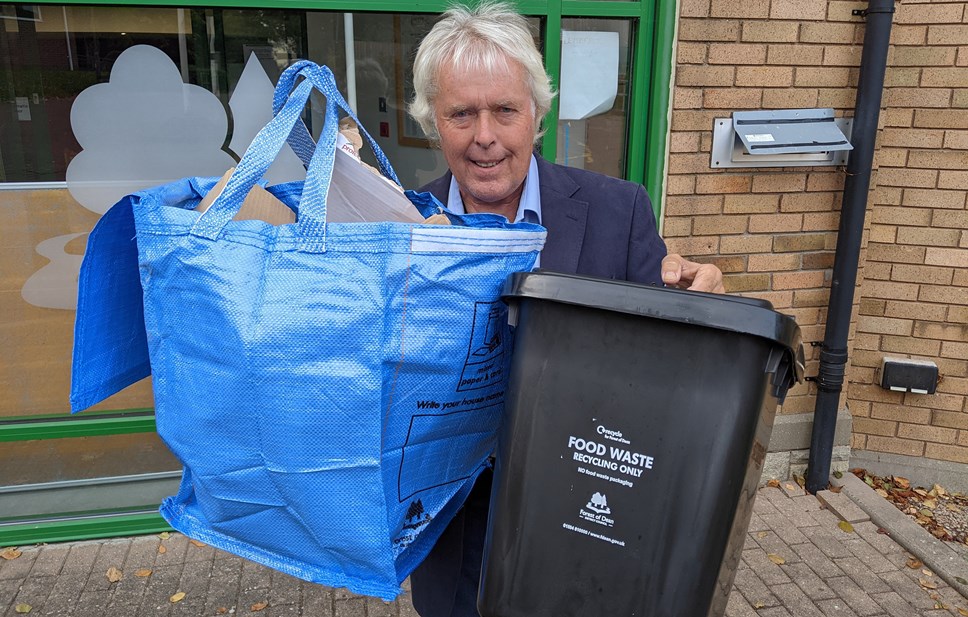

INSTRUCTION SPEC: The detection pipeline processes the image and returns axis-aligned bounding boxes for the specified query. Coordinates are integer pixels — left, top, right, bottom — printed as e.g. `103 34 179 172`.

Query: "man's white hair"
408 1 556 144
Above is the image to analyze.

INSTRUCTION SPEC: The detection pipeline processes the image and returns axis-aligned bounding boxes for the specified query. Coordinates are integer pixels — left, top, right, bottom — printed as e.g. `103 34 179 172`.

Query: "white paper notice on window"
558 31 619 121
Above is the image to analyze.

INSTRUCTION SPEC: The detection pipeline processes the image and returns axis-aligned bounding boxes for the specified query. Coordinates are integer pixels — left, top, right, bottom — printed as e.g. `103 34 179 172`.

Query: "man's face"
434 59 536 215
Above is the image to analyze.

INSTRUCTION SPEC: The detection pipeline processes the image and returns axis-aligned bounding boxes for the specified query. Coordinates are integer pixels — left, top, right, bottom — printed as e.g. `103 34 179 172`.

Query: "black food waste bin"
478 271 804 617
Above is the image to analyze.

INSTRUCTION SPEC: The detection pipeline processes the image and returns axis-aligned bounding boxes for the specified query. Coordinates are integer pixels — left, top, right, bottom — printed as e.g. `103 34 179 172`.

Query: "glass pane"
0 432 181 521
0 5 457 421
556 18 632 179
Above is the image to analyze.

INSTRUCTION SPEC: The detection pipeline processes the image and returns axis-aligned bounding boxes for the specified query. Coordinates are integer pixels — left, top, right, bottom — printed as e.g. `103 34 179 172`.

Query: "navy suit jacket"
418 155 667 284
409 155 667 617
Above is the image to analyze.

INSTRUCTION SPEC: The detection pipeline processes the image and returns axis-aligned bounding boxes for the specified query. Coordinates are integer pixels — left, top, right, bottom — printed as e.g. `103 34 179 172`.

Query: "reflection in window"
556 18 632 179
0 5 448 188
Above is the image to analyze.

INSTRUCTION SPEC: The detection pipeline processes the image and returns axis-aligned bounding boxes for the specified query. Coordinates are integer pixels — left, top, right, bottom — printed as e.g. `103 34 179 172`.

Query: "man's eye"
498 107 516 114
451 110 470 119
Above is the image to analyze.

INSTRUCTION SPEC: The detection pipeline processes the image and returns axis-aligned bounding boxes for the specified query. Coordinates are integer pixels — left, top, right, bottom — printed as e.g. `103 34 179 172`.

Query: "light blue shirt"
446 154 542 266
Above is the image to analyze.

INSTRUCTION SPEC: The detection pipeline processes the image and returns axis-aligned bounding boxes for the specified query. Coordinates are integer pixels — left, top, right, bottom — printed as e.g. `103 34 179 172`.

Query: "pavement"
2 475 968 617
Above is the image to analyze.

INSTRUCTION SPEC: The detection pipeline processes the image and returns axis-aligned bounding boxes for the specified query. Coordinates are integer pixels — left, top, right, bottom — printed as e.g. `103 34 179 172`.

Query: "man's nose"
474 112 497 147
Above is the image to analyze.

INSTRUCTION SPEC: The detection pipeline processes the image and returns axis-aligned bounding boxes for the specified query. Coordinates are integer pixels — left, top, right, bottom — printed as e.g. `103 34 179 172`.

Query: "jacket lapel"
535 157 587 274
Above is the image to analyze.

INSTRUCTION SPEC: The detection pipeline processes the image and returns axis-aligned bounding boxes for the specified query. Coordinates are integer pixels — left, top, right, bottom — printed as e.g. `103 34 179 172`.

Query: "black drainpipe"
805 0 896 494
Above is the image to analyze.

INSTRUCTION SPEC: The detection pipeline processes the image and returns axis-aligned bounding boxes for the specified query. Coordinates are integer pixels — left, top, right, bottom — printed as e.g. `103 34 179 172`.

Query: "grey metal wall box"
876 357 939 395
711 108 853 168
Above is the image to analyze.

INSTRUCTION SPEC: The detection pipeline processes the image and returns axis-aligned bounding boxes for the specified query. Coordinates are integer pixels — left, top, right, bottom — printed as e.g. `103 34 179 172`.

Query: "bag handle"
273 62 400 186
190 73 328 243
192 63 399 252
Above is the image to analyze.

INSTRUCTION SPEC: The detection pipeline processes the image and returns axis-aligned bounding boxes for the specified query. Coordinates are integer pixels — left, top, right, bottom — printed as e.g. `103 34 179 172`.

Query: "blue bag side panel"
70 195 151 413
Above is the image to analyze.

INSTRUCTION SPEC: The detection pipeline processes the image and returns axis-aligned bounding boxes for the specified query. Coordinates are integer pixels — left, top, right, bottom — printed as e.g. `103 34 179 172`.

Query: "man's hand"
661 254 725 294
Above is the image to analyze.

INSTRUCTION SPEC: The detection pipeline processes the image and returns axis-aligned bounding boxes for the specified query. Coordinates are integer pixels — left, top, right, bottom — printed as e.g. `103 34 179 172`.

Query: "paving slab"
1 484 967 616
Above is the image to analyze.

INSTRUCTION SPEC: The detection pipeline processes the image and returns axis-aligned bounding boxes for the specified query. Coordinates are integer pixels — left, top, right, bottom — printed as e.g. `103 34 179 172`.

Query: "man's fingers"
662 255 724 293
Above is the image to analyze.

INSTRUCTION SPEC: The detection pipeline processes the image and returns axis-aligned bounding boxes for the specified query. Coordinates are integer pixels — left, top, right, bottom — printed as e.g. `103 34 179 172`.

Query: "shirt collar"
446 154 542 225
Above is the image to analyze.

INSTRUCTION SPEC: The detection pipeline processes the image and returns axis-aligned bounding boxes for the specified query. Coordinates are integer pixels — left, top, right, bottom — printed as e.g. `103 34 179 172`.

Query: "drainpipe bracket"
852 7 895 17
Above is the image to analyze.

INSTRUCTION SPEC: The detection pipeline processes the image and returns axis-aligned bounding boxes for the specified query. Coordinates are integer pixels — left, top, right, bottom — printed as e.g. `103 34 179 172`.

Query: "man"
407 3 724 616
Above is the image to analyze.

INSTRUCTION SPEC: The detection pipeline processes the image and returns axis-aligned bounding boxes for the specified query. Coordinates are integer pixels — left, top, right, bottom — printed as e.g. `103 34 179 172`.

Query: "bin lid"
503 271 805 395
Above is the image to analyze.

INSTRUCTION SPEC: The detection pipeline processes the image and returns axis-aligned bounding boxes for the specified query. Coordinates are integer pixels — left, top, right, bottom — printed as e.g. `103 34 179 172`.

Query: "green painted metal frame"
0 512 172 546
0 409 157 442
1 0 675 542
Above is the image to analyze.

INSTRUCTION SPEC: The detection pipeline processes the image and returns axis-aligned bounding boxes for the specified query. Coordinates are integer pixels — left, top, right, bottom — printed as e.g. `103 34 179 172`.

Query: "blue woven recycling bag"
70 62 546 600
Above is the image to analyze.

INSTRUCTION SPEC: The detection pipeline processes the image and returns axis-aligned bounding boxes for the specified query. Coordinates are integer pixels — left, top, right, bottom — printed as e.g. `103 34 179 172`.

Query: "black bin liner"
479 271 805 617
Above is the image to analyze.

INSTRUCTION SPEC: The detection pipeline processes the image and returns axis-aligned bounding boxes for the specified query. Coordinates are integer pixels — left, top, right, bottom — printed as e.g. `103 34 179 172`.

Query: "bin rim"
502 270 804 385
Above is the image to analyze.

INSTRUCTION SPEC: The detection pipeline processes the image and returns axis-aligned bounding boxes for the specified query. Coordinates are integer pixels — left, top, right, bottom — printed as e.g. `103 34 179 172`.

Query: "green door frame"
0 0 676 545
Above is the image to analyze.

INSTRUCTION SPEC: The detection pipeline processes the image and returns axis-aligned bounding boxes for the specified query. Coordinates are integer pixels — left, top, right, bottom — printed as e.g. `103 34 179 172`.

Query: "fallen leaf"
170 591 186 603
829 485 843 494
767 479 780 488
923 498 937 509
757 531 769 539
933 483 946 497
919 508 934 519
158 545 167 555
956 576 967 585
894 476 911 490
189 539 206 548
793 474 805 488
767 553 786 565
1 548 22 560
957 608 968 616
106 567 123 583
251 601 268 611
216 608 228 615
876 488 889 498
833 470 843 479
919 578 938 590
134 569 152 578
947 503 960 512
838 521 854 533
922 568 933 576
159 532 171 540
906 557 923 569
753 602 765 609
14 604 31 614
915 488 929 497
935 601 947 610
784 483 798 492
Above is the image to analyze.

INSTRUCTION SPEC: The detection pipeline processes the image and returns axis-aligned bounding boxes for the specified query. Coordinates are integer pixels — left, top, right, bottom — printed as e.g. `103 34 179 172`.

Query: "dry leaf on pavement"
216 608 229 615
767 479 780 488
957 607 968 616
159 532 171 540
170 591 186 603
838 521 854 533
919 578 938 590
189 540 206 548
134 569 152 578
767 554 786 565
906 557 923 569
1 548 22 560
251 601 268 611
158 545 167 554
106 567 123 583
14 604 31 614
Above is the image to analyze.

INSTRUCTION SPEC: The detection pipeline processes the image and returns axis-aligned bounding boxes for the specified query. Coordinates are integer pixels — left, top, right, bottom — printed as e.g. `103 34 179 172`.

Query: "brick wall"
666 0 968 468
848 0 968 465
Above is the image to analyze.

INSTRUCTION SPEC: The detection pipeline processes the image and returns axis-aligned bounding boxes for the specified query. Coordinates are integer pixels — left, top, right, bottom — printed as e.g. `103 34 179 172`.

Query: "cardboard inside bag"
197 148 428 225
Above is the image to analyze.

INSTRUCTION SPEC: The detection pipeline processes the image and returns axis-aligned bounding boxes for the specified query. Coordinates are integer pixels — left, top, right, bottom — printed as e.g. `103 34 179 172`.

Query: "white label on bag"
411 228 546 254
